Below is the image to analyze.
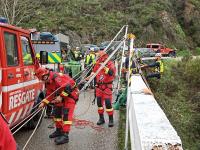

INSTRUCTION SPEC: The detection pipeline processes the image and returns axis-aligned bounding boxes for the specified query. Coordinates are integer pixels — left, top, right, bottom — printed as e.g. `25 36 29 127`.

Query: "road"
14 89 119 150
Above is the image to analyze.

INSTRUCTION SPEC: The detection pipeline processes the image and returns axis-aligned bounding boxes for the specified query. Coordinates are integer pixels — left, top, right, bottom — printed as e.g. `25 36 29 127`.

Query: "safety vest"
23 54 33 64
155 60 164 73
86 53 95 65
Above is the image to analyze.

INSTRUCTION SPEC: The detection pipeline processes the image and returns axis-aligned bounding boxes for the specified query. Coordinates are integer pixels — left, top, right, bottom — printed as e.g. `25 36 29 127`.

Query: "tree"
0 0 41 25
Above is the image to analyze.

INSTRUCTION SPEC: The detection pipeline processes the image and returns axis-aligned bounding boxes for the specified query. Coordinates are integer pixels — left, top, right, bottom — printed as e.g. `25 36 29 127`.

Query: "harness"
96 81 113 92
53 73 78 101
68 83 79 101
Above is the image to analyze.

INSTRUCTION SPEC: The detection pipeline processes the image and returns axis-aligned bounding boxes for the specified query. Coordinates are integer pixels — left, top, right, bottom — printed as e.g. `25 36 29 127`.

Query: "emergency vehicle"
30 30 71 73
146 43 176 57
0 22 45 129
30 30 82 77
31 30 62 64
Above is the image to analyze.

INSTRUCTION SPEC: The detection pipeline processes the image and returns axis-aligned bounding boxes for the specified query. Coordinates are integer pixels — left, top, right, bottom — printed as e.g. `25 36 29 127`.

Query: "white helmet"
90 47 94 51
155 53 162 57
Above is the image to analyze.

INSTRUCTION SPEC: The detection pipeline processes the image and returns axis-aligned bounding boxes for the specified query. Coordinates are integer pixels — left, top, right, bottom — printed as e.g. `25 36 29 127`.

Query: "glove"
104 67 109 74
141 64 148 68
39 102 45 108
52 96 63 104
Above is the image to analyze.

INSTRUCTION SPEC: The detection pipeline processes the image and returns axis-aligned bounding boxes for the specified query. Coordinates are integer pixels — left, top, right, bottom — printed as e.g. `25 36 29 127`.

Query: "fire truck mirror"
40 51 48 64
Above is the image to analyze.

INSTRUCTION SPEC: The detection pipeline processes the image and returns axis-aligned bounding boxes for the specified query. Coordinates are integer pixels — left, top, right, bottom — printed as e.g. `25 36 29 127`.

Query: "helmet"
90 47 94 52
75 47 80 51
155 53 162 57
35 67 49 80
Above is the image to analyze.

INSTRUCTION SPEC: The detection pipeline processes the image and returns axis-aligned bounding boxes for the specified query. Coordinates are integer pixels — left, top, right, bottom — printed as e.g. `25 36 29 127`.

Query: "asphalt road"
14 89 119 150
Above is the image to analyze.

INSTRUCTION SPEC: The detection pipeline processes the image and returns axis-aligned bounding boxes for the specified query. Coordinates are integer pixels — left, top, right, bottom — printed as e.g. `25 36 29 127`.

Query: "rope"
13 25 127 148
11 85 64 131
73 118 104 132
22 108 45 150
11 106 42 131
115 26 128 98
80 38 127 93
68 28 128 133
131 49 154 96
12 108 42 135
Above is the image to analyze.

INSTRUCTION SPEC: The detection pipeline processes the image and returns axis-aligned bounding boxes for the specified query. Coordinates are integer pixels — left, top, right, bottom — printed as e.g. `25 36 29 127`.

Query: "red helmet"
35 67 49 80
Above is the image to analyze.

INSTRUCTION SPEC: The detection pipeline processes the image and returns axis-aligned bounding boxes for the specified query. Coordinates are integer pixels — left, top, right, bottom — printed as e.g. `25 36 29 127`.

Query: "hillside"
149 57 200 149
9 0 198 51
1 0 200 50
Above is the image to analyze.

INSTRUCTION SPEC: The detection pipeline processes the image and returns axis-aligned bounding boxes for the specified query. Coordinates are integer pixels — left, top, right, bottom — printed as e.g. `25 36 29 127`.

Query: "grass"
118 107 131 150
118 58 200 149
176 49 192 57
149 57 200 150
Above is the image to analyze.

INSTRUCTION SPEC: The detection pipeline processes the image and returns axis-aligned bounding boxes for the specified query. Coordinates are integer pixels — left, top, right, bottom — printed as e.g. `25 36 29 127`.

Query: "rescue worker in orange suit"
0 113 17 150
35 67 79 145
86 51 116 127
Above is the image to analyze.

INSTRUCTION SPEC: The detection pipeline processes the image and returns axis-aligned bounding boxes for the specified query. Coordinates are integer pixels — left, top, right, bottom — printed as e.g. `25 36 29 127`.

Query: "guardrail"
128 74 183 150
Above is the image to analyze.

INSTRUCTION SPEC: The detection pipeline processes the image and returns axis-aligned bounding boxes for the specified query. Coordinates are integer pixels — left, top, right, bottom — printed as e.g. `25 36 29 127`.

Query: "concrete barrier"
128 74 183 150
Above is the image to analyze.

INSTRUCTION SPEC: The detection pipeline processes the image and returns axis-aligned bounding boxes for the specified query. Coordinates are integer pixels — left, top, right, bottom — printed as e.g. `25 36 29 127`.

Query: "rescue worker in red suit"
86 51 116 127
35 67 79 145
0 113 17 150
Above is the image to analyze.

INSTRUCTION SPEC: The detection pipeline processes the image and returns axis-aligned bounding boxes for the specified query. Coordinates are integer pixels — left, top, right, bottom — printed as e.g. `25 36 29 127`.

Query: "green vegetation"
176 49 192 57
118 107 131 150
7 0 199 51
149 58 200 150
194 47 200 56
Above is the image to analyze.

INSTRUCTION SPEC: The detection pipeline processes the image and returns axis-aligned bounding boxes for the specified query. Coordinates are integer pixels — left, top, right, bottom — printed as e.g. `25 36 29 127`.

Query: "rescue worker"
85 47 96 67
86 51 116 127
73 47 82 61
35 67 79 145
123 56 139 85
125 56 138 74
141 53 164 79
85 47 96 89
0 113 17 150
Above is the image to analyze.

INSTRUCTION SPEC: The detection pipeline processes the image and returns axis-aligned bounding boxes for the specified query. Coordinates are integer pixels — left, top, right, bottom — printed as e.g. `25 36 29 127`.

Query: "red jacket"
93 58 116 84
0 114 16 150
43 71 78 104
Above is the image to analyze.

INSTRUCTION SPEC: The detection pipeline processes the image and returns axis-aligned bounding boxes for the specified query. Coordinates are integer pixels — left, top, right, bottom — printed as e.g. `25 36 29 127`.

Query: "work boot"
108 115 114 127
49 128 62 138
97 114 105 125
54 132 69 145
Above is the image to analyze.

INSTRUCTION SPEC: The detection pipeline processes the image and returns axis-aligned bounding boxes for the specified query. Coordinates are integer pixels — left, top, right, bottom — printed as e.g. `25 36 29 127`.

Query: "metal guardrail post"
116 26 128 97
124 34 141 150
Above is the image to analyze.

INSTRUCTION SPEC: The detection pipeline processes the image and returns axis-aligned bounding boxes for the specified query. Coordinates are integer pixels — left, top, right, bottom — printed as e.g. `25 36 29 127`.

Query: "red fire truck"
0 22 45 129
